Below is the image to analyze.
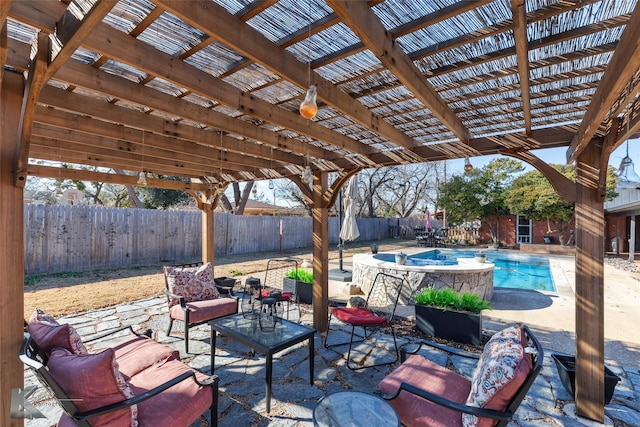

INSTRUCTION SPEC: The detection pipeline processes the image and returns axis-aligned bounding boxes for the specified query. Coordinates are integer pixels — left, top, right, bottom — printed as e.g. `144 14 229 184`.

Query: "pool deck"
329 248 640 368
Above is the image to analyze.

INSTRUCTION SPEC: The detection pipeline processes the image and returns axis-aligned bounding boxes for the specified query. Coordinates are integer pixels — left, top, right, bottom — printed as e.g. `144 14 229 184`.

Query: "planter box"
283 278 313 304
414 304 482 345
551 354 620 404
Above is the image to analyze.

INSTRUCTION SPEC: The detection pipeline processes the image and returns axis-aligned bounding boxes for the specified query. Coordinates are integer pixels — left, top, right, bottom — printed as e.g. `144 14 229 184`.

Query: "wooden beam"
574 141 606 422
0 70 25 427
27 164 212 191
502 149 576 202
156 0 420 157
83 23 376 158
14 32 47 186
567 2 640 162
0 18 8 89
52 62 328 163
510 0 531 134
50 0 117 80
327 0 471 143
311 171 329 333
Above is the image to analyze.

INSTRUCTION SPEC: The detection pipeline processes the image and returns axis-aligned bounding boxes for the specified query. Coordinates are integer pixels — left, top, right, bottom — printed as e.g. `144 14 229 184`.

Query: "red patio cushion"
260 290 294 300
169 297 238 324
164 263 218 307
377 354 470 427
27 308 88 356
332 307 388 325
110 335 180 378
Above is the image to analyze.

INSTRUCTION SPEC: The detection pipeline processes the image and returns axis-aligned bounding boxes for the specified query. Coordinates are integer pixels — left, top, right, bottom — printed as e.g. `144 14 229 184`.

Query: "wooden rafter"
82 23 376 160
327 0 471 144
568 2 640 162
156 0 420 155
510 0 532 134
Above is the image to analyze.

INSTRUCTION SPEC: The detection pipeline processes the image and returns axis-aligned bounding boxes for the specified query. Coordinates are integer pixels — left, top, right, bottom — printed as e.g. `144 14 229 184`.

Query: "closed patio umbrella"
340 175 360 241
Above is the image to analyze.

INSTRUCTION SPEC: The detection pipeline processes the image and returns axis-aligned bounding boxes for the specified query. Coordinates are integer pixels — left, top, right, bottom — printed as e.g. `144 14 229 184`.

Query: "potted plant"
412 287 492 345
283 268 313 304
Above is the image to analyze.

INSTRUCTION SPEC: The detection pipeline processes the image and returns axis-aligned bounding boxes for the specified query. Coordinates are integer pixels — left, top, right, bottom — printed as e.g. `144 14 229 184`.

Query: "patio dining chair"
260 258 301 321
163 262 238 353
325 272 407 370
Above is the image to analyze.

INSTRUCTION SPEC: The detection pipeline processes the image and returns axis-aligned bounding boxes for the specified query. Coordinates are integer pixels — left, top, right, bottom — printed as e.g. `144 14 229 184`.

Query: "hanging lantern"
617 155 640 189
215 182 227 195
137 171 147 186
299 85 318 119
268 179 274 190
301 165 313 185
252 186 258 195
464 157 473 172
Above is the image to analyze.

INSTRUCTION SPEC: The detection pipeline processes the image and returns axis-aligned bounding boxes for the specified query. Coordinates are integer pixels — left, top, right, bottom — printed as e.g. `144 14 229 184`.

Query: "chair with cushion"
164 262 238 353
23 308 218 427
377 323 543 427
325 272 407 370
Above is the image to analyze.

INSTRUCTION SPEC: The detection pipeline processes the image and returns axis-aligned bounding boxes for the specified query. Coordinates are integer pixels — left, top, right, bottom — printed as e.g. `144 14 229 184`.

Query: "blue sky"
446 138 640 176
253 138 640 205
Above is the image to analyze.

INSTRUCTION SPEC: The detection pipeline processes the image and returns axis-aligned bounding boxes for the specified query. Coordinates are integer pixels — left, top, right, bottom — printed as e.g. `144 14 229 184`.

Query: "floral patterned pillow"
27 308 88 356
49 347 138 427
462 324 533 427
164 262 218 307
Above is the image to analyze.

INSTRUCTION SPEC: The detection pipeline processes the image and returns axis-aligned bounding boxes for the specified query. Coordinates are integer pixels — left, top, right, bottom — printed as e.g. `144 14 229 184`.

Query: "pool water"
414 249 556 292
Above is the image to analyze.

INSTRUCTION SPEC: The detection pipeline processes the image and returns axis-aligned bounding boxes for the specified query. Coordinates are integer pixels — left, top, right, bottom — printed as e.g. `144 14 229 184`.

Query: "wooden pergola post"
1 71 26 426
201 203 214 267
311 171 329 333
574 142 606 422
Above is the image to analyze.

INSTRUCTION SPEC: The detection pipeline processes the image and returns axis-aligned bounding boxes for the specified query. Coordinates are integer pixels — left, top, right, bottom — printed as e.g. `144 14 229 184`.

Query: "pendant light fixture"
268 179 274 190
617 141 640 189
617 103 640 189
137 130 147 186
464 157 473 173
299 0 317 120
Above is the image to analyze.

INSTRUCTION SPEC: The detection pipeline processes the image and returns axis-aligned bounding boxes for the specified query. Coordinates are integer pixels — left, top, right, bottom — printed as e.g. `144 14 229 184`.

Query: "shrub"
285 268 313 284
412 287 491 313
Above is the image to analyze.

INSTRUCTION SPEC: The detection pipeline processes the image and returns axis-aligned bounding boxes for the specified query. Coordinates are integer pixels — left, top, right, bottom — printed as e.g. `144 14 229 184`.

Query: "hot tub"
352 251 494 305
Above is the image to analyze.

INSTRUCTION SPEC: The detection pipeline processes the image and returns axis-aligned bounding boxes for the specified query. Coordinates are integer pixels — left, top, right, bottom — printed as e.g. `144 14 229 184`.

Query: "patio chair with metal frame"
163 262 238 353
325 272 407 370
260 258 301 321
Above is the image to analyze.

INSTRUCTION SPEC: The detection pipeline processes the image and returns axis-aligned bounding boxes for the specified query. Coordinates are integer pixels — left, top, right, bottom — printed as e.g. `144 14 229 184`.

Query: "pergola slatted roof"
3 0 638 189
3 2 640 424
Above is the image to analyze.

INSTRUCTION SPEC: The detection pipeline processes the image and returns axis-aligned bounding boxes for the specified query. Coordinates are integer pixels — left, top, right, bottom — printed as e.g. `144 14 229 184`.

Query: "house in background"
605 188 640 260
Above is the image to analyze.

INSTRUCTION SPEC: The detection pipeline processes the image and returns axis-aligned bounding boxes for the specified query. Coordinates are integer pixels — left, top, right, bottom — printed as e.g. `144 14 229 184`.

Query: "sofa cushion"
128 358 213 427
463 324 533 427
169 296 238 324
48 347 138 427
164 263 218 307
27 308 88 356
109 335 181 378
377 354 470 427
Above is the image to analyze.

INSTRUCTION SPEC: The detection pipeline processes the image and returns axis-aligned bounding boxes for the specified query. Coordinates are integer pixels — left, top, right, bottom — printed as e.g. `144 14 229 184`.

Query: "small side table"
312 391 400 427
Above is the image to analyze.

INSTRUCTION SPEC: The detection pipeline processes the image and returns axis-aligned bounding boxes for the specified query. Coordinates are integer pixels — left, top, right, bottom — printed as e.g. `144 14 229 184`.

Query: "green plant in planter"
284 268 313 304
412 287 492 345
285 268 313 284
412 287 491 313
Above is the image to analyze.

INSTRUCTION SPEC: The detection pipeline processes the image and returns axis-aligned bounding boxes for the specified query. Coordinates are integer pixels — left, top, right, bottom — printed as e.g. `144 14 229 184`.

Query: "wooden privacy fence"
24 205 426 275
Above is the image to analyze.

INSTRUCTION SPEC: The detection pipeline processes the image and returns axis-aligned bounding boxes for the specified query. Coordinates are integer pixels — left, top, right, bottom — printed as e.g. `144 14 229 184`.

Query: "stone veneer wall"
353 259 494 306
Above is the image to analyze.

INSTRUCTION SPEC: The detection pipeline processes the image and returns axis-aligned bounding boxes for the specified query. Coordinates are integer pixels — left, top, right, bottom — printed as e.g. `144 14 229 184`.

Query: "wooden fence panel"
23 205 437 275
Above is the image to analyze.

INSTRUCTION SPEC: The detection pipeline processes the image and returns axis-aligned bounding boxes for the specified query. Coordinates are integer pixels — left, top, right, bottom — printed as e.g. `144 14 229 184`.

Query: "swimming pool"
415 249 556 292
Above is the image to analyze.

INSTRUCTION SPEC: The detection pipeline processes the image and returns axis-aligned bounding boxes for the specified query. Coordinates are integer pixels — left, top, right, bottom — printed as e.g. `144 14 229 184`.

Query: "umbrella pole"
338 188 344 271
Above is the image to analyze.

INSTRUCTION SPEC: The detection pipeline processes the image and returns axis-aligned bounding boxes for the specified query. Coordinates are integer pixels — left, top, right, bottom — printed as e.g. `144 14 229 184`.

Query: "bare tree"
218 181 255 214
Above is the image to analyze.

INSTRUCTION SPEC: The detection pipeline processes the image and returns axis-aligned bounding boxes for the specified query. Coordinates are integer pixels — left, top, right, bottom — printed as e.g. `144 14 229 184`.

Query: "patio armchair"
164 262 238 353
325 272 407 370
23 309 218 427
377 324 543 427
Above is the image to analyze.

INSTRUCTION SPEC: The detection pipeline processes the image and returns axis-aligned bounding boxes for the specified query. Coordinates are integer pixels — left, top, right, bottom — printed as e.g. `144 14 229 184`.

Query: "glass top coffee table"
313 391 400 427
210 313 316 413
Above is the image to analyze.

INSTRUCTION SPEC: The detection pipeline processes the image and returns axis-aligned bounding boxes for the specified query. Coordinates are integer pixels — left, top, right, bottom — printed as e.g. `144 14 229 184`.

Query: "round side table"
312 391 400 427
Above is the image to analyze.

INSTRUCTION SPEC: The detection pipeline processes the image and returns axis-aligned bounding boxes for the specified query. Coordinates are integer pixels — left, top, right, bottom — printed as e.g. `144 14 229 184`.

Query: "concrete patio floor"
24 249 640 426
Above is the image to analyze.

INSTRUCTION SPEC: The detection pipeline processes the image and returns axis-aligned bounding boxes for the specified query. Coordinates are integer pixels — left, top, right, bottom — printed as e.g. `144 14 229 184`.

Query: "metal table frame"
209 313 316 413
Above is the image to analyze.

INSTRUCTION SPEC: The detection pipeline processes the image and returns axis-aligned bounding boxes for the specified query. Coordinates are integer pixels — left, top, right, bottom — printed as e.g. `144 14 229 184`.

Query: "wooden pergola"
2 0 640 424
